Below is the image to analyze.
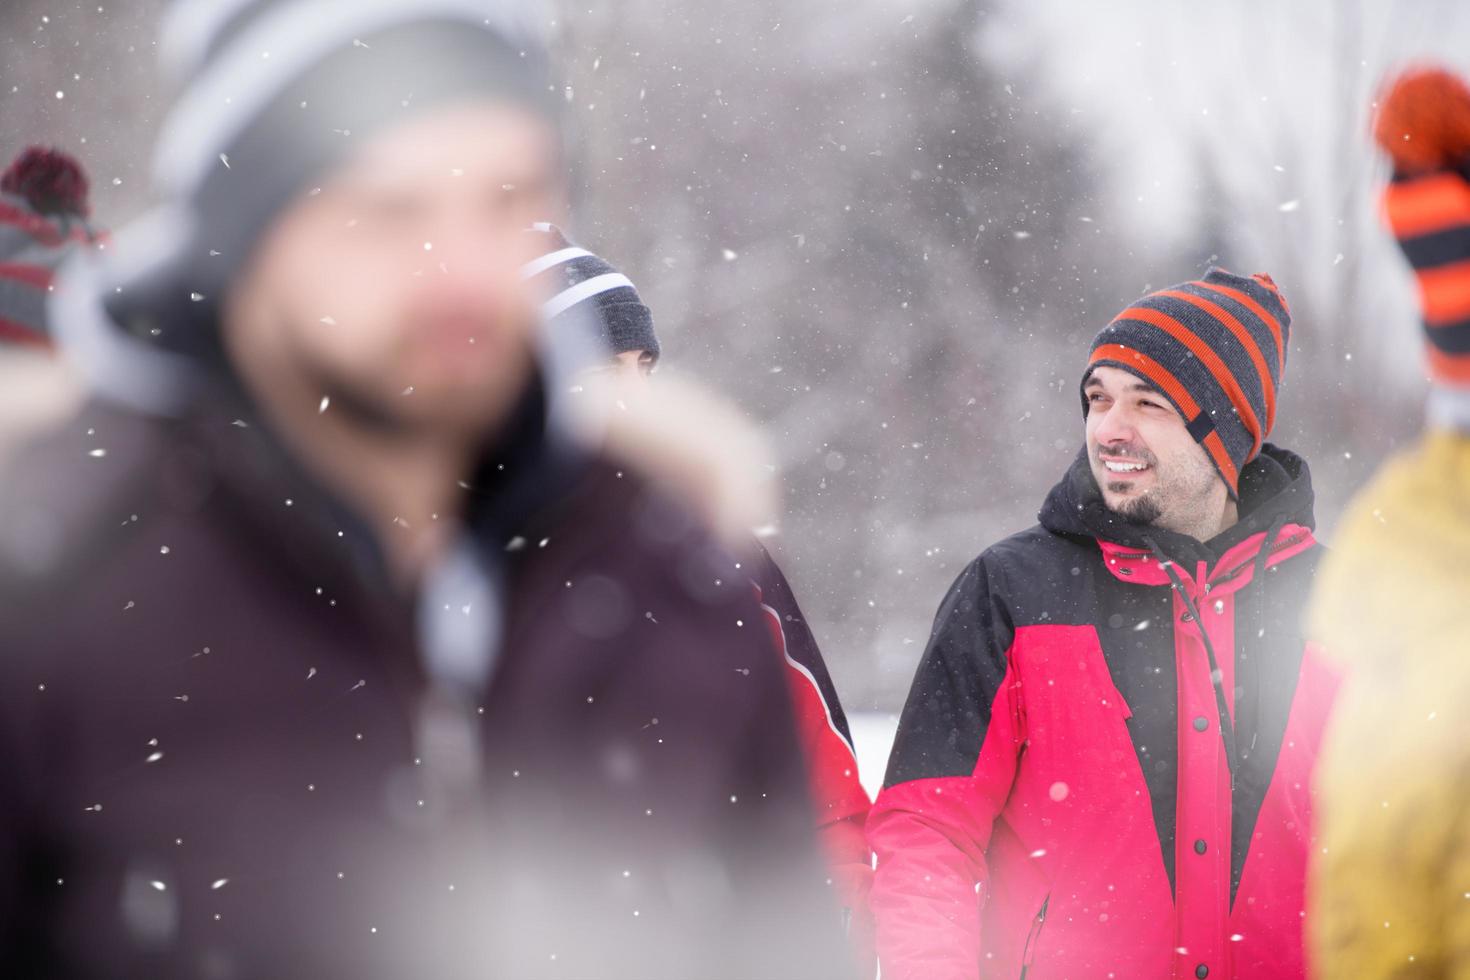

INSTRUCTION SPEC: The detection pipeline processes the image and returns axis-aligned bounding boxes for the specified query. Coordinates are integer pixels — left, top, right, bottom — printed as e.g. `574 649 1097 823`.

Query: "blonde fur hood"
564 372 778 552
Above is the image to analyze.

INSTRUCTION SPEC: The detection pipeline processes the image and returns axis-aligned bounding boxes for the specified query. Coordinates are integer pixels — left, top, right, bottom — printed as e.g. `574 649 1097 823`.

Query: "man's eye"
1087 393 1105 403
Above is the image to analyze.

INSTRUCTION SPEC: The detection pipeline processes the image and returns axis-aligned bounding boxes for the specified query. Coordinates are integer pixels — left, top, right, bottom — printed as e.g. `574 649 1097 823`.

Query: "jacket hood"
50 219 611 414
1039 443 1317 567
581 373 776 549
16 246 775 608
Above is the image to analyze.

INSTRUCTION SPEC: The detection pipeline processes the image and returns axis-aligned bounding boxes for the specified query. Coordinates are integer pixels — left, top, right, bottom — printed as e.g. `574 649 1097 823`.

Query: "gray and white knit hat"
522 223 659 364
54 0 558 410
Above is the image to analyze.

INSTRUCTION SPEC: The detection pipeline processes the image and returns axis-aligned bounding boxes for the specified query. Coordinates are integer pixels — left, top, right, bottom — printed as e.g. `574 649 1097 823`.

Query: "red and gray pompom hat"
1082 268 1292 496
0 146 101 347
1372 64 1470 403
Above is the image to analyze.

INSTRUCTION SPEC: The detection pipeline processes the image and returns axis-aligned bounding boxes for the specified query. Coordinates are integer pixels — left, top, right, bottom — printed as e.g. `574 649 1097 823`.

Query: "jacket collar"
1038 443 1317 583
193 360 590 618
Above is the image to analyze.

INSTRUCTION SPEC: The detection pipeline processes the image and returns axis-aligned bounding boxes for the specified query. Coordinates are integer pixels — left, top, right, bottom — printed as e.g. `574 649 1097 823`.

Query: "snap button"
1194 839 1207 855
1193 716 1208 732
1196 965 1209 979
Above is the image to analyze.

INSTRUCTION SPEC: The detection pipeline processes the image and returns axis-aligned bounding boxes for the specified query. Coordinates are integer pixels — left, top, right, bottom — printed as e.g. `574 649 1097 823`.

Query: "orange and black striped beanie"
1373 65 1470 392
1081 268 1291 496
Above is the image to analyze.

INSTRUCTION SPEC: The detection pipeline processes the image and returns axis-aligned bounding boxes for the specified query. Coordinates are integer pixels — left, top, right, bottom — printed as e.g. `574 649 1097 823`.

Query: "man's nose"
427 223 506 281
1094 404 1136 445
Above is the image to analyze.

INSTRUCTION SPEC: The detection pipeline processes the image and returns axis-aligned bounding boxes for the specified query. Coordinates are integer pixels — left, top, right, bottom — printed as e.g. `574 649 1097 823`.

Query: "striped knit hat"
1373 65 1470 396
522 224 659 363
1 147 100 347
1082 268 1292 496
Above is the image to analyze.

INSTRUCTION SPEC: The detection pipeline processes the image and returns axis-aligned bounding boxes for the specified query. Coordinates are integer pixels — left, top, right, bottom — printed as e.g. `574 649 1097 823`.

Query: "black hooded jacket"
870 444 1340 980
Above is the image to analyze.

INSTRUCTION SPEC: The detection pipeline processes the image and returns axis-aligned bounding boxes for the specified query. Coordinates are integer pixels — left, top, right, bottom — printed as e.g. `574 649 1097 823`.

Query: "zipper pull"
1021 895 1051 973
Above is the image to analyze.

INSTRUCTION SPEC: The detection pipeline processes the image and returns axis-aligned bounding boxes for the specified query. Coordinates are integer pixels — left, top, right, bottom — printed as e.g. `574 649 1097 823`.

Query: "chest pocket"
1100 680 1134 720
1009 624 1135 757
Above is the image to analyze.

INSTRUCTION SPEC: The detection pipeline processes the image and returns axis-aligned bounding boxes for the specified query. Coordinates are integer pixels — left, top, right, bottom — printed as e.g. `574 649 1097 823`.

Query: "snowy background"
5 0 1468 782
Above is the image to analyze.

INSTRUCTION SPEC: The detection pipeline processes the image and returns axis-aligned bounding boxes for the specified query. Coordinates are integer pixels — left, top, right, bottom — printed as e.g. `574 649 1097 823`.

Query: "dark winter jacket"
750 541 874 968
0 381 850 979
868 445 1340 980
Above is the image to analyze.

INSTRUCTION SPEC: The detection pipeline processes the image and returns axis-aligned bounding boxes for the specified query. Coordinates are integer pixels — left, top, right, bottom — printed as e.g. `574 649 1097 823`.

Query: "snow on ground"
848 710 899 802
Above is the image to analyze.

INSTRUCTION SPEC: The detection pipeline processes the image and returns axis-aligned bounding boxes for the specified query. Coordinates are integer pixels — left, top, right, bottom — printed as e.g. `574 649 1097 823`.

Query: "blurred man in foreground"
869 271 1339 978
0 2 848 978
526 224 876 973
1309 65 1470 978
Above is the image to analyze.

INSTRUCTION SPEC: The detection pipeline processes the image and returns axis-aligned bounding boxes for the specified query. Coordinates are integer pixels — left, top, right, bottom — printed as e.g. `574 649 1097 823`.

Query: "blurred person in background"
868 270 1340 979
0 2 851 978
526 223 876 974
1309 65 1470 979
0 146 99 460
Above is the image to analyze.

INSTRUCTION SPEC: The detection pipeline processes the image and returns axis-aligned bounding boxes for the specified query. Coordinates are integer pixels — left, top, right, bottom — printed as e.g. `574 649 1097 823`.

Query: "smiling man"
868 269 1340 980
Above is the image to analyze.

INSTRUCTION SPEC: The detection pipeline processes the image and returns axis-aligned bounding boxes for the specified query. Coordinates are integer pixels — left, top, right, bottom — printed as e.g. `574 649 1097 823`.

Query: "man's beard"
1096 444 1164 527
1107 490 1163 527
292 348 455 441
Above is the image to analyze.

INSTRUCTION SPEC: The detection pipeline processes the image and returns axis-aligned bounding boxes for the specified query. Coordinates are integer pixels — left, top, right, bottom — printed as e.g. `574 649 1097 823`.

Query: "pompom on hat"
1373 65 1470 176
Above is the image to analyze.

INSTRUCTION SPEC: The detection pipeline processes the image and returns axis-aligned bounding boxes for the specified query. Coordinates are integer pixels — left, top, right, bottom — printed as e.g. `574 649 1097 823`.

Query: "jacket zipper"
1210 531 1306 588
1019 894 1051 979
